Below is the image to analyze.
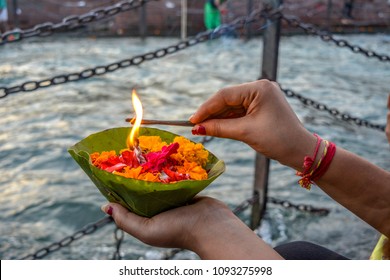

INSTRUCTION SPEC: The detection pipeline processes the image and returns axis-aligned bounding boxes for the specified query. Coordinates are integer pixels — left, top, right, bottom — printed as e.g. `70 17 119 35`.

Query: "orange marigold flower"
138 172 161 182
91 151 117 167
115 166 143 179
171 136 209 167
176 161 208 180
115 166 160 182
139 136 167 152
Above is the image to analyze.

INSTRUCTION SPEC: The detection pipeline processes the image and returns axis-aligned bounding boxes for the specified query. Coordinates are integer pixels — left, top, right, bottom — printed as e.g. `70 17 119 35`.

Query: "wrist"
187 210 283 259
187 211 236 255
278 130 318 171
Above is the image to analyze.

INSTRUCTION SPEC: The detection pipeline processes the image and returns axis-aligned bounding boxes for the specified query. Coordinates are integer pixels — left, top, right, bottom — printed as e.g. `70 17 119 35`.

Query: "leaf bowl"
68 127 225 217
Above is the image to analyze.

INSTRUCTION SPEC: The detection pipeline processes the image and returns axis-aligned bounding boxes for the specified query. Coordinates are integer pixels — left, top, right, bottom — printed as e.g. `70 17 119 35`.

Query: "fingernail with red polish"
192 125 206 135
106 206 113 216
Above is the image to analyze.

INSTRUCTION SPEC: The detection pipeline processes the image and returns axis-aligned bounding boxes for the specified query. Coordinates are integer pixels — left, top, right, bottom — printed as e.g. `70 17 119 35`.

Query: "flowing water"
0 34 389 260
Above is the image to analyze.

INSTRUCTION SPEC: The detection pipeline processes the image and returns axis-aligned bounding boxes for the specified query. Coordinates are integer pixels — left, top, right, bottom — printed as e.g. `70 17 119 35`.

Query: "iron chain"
0 0 158 46
112 226 124 260
0 9 268 99
263 9 390 63
0 33 208 98
233 194 330 216
21 216 113 260
200 136 214 145
280 86 386 132
232 195 259 214
268 197 330 216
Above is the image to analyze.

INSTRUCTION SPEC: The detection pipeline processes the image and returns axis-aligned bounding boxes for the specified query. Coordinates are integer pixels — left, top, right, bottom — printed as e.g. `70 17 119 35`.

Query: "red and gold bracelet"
296 134 336 190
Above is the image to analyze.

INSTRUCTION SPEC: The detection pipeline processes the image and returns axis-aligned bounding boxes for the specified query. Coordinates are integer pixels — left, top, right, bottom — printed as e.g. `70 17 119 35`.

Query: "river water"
0 34 389 260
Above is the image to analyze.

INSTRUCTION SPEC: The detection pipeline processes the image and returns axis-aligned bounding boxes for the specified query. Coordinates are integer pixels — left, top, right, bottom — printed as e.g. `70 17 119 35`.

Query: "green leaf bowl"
68 127 225 217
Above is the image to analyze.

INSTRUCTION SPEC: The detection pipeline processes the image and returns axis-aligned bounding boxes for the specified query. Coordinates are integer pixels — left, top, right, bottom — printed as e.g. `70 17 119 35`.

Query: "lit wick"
134 140 146 164
127 89 146 164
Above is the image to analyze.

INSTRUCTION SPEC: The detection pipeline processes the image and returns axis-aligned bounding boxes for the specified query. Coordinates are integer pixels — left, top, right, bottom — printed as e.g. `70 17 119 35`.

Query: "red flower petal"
104 163 127 172
120 150 140 168
162 167 189 182
143 142 179 172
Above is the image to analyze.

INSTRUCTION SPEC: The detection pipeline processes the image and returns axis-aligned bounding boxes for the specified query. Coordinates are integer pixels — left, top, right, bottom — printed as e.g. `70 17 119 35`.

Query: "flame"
127 89 143 149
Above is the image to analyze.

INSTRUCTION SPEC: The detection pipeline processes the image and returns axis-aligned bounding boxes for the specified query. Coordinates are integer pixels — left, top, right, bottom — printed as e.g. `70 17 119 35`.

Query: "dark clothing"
342 0 354 19
274 241 349 260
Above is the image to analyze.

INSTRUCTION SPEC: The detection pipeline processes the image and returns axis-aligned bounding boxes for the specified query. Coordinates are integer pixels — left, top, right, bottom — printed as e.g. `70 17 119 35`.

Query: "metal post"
139 2 147 39
181 0 187 40
250 0 282 230
326 0 333 31
246 0 253 40
12 0 19 28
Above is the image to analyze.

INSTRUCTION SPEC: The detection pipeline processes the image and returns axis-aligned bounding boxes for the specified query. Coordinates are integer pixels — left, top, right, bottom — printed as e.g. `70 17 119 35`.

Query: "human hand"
101 196 282 259
190 80 316 170
101 197 232 250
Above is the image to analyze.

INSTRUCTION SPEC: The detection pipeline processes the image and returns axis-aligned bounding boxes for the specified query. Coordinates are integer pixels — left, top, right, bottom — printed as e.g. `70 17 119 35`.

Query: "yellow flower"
171 136 209 167
176 161 208 180
138 136 167 152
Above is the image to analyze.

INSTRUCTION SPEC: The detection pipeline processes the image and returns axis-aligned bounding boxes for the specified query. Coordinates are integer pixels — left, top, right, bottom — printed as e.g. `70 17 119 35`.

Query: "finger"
190 82 255 124
101 203 150 240
192 117 251 141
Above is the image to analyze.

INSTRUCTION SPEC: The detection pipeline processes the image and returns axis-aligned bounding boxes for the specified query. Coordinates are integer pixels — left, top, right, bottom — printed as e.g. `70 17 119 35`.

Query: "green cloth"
0 0 7 9
204 2 221 30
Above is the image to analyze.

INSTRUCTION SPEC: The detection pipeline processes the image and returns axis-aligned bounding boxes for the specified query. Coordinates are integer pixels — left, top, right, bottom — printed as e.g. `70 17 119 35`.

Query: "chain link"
263 10 390 63
0 0 158 46
200 136 214 145
112 226 124 260
268 197 330 215
232 195 259 214
280 86 386 132
21 216 113 260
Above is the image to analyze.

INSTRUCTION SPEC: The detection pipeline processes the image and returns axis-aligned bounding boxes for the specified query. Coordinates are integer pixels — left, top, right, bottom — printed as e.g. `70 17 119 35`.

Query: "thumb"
192 118 248 141
101 203 149 240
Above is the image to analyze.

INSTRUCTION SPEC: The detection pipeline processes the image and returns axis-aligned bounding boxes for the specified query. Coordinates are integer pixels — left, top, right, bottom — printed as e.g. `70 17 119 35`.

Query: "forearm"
315 147 390 237
275 127 390 237
189 215 283 260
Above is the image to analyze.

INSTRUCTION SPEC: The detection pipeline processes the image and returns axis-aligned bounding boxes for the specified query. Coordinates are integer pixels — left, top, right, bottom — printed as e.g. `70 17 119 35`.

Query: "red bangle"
296 134 322 177
296 135 336 190
311 140 336 182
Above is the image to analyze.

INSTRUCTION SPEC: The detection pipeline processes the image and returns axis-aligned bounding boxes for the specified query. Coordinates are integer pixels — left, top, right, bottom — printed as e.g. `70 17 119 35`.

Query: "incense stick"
125 118 193 127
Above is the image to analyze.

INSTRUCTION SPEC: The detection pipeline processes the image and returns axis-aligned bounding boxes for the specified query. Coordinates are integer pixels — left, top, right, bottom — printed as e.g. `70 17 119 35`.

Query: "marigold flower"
91 151 118 167
91 136 209 183
171 136 209 167
114 166 143 179
176 161 208 180
139 136 167 152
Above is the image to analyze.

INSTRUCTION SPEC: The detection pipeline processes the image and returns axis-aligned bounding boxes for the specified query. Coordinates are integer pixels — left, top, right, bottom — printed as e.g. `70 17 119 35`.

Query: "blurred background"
1 0 389 260
2 0 390 37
